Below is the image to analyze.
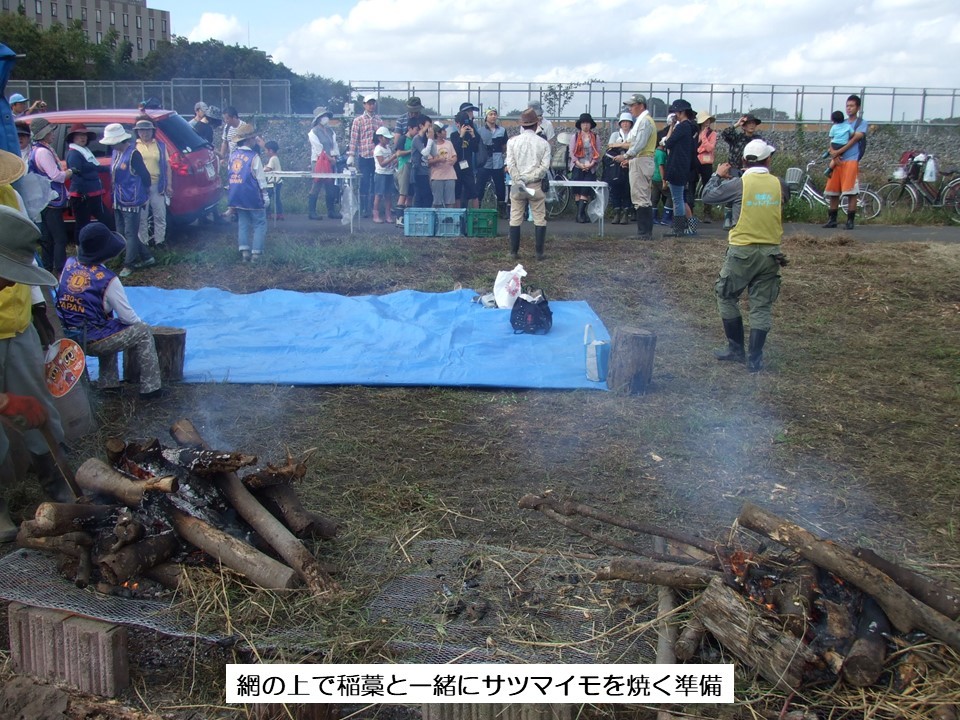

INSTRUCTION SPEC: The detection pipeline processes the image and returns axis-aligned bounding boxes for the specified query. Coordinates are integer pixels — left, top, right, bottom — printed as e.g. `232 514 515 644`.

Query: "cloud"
270 0 960 105
187 13 246 45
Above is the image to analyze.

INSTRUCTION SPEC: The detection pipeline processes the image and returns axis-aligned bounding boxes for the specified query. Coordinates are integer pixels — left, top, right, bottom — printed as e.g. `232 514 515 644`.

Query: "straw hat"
0 149 27 186
696 110 716 124
0 205 57 286
233 122 258 142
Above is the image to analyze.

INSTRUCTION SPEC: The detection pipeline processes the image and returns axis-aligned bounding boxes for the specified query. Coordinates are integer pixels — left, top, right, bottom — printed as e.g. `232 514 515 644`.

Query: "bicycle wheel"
877 182 918 213
843 190 881 220
545 172 570 218
939 179 960 222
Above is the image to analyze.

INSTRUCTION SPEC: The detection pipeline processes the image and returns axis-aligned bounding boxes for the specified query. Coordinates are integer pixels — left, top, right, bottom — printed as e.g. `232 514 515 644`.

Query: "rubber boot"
636 207 652 240
307 193 321 220
661 206 674 226
823 210 838 228
326 185 342 219
31 452 74 503
651 209 659 226
686 216 700 235
535 225 546 260
627 207 637 223
844 211 856 230
714 317 746 362
498 201 509 220
667 215 688 237
576 200 588 223
509 225 521 258
360 194 371 218
748 329 768 373
611 208 622 225
0 453 17 542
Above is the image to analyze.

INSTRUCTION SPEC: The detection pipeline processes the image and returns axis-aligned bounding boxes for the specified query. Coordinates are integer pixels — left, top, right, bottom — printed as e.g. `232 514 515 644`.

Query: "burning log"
695 576 817 690
737 502 960 653
32 502 117 536
107 508 145 552
144 562 184 590
594 557 721 589
769 561 817 638
254 484 339 540
242 451 311 491
16 530 94 588
842 596 891 687
854 546 960 621
98 532 179 585
75 458 178 506
168 508 299 590
161 448 257 476
170 419 338 595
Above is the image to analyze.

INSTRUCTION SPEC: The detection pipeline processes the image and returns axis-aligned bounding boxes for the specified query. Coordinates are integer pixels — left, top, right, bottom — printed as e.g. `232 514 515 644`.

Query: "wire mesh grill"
365 539 658 664
0 549 225 643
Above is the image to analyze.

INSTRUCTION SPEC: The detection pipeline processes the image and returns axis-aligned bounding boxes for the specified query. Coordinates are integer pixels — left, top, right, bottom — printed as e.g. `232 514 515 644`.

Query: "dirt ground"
2 215 959 719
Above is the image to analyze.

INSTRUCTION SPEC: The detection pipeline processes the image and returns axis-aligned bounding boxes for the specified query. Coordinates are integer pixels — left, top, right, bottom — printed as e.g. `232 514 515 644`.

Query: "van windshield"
156 114 211 153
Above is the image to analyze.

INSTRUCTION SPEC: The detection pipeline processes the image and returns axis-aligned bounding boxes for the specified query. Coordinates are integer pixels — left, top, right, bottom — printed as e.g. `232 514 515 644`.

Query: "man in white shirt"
505 109 551 260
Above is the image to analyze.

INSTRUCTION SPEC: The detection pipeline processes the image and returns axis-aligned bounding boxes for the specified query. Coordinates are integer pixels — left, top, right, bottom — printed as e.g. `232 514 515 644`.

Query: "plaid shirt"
349 111 383 159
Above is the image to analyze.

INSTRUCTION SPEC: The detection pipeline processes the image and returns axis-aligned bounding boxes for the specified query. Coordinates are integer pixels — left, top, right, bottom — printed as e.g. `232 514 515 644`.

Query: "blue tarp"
89 287 610 390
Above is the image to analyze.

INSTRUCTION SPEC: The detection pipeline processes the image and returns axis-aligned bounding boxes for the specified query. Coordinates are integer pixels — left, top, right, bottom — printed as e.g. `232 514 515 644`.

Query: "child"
227 123 269 262
427 122 457 208
372 126 397 223
263 141 284 220
824 110 851 177
652 128 673 225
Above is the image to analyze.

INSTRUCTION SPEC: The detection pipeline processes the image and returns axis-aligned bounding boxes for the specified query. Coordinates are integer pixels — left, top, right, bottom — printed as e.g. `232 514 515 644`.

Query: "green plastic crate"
466 209 499 237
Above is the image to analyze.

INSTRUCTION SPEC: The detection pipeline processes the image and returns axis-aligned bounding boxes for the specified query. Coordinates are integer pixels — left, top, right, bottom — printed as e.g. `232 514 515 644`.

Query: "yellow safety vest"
729 172 783 246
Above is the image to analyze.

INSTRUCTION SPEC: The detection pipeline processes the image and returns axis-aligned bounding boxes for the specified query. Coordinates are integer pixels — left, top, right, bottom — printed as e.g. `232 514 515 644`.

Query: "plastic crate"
466 208 499 237
435 209 466 237
403 208 436 237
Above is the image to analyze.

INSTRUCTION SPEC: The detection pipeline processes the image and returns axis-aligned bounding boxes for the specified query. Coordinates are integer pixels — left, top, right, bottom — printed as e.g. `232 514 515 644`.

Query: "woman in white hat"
133 116 172 247
604 112 635 224
100 123 155 277
307 107 341 220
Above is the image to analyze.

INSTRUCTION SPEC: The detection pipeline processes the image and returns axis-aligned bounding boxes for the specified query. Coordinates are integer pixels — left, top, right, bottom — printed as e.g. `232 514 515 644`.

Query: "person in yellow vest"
134 117 172 247
617 93 658 239
701 139 790 372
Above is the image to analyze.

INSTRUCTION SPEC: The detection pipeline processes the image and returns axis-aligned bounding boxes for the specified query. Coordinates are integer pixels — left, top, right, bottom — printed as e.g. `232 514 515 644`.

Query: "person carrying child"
372 126 397 223
823 110 850 178
264 141 284 220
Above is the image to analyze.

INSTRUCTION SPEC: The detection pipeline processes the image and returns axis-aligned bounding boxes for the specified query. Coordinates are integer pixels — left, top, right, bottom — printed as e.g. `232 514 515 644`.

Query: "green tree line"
0 13 351 113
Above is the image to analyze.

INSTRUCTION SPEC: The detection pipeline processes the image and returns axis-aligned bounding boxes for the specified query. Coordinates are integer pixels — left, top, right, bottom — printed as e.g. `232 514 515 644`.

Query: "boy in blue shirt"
823 111 851 178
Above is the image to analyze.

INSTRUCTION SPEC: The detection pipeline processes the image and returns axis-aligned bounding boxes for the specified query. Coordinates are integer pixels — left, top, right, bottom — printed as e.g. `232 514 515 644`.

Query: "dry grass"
8 220 959 718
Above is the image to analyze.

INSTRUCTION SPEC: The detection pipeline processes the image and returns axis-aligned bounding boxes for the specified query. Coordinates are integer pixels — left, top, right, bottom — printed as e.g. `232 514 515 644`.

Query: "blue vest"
228 147 264 209
112 144 149 209
55 257 126 342
28 143 68 208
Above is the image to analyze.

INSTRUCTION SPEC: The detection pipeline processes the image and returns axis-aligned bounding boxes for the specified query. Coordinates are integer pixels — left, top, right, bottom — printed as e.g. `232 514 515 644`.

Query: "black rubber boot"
360 195 371 218
714 317 746 361
31 452 74 503
498 201 509 220
576 200 588 223
667 215 688 237
748 329 769 373
535 226 546 260
307 193 321 220
823 210 838 228
326 185 342 218
509 225 521 258
635 207 653 239
845 211 856 230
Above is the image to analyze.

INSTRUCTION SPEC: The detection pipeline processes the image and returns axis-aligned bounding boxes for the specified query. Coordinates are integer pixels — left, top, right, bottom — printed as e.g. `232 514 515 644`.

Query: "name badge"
459 160 469 170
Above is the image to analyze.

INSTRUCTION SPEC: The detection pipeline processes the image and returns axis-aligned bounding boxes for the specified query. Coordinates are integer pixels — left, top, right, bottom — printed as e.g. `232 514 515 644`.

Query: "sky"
158 0 960 118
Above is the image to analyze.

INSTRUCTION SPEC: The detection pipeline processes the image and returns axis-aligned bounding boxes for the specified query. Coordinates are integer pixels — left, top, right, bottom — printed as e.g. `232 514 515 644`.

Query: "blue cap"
9 93 27 104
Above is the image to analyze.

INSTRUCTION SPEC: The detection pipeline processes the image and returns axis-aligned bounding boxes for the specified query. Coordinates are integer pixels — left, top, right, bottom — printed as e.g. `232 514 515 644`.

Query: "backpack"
510 291 553 335
850 118 867 160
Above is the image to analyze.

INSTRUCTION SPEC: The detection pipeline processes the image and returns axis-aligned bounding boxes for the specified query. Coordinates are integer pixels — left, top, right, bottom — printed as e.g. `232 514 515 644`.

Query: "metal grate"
0 549 225 643
785 167 803 190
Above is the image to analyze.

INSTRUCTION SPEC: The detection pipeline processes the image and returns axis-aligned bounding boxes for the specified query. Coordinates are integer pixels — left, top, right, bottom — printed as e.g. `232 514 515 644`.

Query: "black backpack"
851 118 867 160
511 291 553 335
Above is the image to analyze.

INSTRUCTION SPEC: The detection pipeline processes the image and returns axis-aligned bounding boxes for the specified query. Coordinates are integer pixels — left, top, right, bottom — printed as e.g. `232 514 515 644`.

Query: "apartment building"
1 0 171 59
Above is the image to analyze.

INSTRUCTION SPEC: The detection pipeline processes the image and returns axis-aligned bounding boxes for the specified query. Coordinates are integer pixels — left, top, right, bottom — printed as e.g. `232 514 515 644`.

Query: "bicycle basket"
785 167 803 190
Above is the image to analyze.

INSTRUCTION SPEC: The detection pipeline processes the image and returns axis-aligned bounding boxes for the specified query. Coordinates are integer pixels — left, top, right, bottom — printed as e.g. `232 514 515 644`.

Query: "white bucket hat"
100 123 132 145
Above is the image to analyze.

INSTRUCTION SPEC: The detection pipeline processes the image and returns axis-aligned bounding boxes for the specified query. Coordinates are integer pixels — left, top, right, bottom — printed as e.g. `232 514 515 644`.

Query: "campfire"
15 419 339 598
519 493 960 695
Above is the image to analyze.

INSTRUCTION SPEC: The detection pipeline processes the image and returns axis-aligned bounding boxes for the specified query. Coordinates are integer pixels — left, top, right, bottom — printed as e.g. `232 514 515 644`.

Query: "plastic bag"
584 324 610 382
493 263 527 309
587 185 608 223
19 173 56 223
923 156 938 183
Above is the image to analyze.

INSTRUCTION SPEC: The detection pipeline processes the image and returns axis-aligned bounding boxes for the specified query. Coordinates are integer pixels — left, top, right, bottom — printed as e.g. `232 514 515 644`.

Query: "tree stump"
605 326 656 394
123 326 185 383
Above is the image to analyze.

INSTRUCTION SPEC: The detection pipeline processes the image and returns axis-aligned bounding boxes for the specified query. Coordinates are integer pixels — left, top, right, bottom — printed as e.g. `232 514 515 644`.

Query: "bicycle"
876 154 960 221
785 160 882 221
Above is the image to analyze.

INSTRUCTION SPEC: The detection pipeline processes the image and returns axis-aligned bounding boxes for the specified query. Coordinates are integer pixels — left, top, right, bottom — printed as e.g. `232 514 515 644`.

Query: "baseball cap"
363 94 378 104
625 93 647 106
9 93 27 104
375 126 394 139
742 139 776 162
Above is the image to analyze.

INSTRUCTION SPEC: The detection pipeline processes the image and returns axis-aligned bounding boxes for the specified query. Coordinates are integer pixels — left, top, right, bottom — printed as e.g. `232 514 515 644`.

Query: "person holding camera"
450 111 479 209
9 94 46 118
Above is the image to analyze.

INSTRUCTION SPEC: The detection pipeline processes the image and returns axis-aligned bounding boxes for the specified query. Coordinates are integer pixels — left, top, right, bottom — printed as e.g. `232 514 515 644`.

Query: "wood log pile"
16 418 340 598
519 493 960 696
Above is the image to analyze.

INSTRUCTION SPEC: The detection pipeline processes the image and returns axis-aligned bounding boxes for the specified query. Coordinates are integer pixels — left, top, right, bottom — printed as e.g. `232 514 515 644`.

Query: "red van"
29 109 221 225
